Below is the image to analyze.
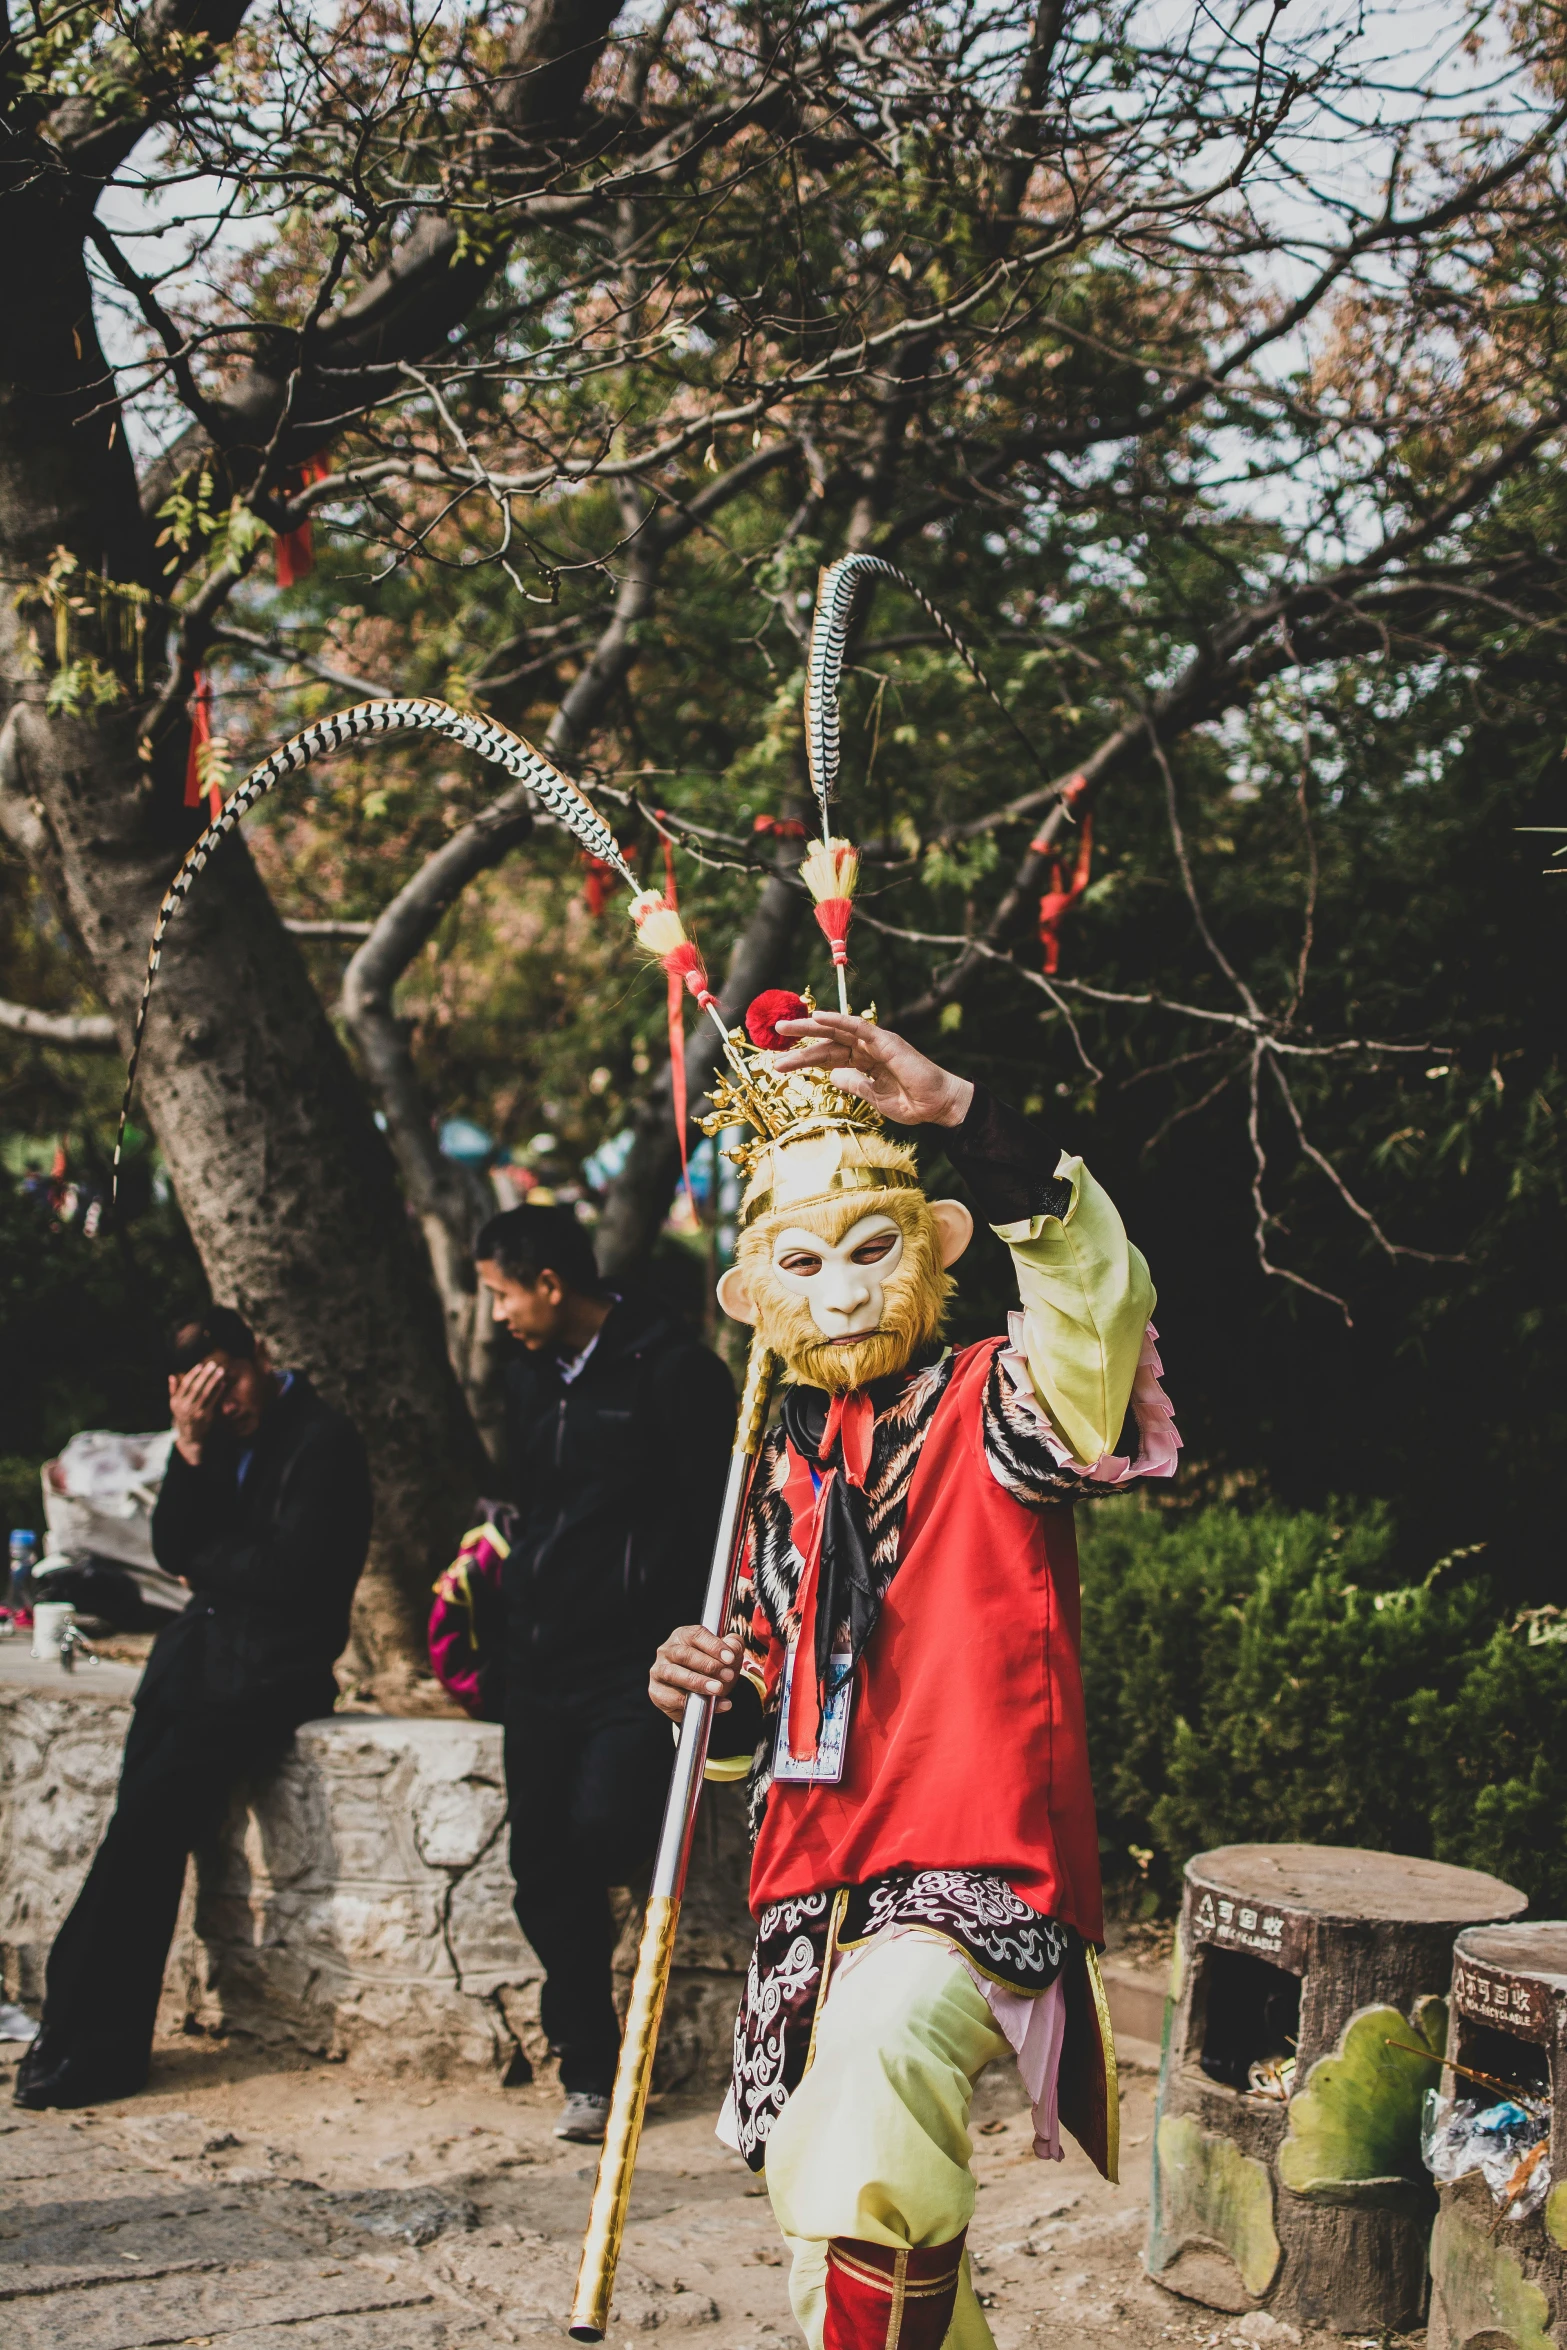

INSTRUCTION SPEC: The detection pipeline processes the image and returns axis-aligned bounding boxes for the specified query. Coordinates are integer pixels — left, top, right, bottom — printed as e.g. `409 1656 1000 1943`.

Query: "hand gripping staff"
569 1331 779 2342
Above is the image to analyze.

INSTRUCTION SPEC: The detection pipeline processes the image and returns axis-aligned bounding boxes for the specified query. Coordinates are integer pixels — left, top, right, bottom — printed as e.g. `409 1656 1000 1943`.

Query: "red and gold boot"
822 2231 967 2350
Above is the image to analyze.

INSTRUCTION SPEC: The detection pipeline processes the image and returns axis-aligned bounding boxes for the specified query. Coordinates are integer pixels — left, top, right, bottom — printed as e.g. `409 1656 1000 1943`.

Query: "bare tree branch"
137 0 633 514
0 997 116 1048
1265 1054 1463 1267
209 622 392 703
1247 1042 1353 1322
48 0 258 176
1146 720 1264 1022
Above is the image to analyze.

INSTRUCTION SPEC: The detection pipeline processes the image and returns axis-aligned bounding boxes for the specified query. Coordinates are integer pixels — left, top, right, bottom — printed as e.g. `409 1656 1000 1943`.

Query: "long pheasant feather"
804 553 1047 816
114 698 635 1197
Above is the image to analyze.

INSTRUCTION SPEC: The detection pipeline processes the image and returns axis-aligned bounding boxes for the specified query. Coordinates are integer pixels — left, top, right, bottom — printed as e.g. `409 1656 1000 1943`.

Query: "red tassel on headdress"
660 839 690 1205
630 837 717 1206
183 670 221 819
275 459 329 588
667 958 691 1205
801 837 859 973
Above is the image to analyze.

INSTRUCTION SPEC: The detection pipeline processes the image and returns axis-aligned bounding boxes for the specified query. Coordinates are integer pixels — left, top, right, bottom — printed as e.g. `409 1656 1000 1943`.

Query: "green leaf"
1277 2000 1446 2205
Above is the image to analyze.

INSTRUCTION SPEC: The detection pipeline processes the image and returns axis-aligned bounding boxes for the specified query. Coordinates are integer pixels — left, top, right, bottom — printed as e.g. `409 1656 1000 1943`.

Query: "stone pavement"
0 2029 1422 2350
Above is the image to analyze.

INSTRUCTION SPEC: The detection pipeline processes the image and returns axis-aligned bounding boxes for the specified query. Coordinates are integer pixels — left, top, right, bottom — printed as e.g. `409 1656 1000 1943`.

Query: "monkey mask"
707 1001 973 1391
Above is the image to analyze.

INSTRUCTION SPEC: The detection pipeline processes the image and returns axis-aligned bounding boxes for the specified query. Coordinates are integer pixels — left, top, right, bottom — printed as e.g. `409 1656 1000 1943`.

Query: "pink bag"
428 1504 513 1720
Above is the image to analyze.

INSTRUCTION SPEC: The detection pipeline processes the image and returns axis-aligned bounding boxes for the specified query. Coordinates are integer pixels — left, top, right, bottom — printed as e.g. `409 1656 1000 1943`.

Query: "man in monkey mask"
650 996 1178 2350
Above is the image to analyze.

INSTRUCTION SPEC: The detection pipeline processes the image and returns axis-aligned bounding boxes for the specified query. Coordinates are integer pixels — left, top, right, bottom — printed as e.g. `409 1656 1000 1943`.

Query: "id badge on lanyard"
773 1640 854 1784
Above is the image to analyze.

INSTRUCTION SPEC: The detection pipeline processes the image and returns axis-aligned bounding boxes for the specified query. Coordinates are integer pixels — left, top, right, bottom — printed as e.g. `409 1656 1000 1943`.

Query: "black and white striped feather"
114 698 635 1197
803 553 1048 816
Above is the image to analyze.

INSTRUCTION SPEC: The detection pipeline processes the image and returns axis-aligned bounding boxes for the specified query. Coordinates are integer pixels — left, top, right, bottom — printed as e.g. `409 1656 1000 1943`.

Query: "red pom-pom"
746 989 809 1051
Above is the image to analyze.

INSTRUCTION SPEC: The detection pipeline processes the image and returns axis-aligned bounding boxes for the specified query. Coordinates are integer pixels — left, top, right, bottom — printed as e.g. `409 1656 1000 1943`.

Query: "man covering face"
715 1141 973 1390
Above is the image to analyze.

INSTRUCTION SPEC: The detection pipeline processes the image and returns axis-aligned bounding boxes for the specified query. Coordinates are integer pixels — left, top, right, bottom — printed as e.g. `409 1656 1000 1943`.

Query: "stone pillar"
1428 1923 1567 2350
1145 1842 1525 2334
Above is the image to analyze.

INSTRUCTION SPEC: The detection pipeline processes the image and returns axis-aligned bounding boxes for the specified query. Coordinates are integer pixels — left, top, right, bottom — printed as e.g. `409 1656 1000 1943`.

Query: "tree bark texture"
0 146 488 1698
0 0 635 1690
340 801 541 1463
3 697 488 1690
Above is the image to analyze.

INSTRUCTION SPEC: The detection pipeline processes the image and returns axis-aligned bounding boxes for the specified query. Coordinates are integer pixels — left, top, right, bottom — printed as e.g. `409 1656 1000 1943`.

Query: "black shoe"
12 2043 147 2111
12 2028 64 2099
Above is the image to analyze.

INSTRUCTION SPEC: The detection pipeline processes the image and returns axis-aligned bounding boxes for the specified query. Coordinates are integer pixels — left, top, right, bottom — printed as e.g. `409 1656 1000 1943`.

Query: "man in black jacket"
14 1307 371 2112
475 1206 734 2142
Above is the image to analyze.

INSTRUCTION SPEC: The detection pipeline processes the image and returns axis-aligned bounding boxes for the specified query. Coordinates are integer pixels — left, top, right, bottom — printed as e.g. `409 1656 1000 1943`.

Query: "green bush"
1078 1500 1567 1919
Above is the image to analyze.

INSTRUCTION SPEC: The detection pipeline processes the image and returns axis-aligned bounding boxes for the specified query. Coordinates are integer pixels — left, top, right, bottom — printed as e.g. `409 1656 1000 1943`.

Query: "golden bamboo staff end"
568 1337 778 2341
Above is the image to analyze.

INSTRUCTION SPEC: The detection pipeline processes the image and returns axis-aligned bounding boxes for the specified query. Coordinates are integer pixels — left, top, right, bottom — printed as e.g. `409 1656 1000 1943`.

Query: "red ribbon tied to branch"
581 853 618 917
182 670 221 819
275 459 330 588
1032 775 1092 976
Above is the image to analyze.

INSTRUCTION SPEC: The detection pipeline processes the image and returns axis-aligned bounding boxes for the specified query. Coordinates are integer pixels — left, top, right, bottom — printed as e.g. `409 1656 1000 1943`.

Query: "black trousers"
42 1695 297 2070
504 1679 675 2096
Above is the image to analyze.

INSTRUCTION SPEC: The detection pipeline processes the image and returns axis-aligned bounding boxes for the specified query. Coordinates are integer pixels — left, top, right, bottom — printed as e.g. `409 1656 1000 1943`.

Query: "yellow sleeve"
995 1153 1155 1469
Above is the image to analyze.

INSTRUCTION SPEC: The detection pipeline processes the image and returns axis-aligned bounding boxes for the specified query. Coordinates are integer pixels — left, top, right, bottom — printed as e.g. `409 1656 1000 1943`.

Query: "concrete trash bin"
1145 1843 1525 2333
1428 1923 1567 2350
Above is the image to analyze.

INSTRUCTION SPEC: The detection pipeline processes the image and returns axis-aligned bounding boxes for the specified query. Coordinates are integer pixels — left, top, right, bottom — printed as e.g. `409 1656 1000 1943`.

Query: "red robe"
747 1338 1104 1946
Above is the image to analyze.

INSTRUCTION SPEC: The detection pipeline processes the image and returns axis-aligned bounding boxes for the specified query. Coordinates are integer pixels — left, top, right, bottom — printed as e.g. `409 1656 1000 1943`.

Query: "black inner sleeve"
706 1673 766 1761
941 1083 1073 1226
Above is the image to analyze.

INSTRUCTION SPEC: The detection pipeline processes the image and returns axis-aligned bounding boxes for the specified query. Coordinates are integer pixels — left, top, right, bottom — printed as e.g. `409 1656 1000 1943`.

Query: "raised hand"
773 1012 974 1129
168 1359 226 1466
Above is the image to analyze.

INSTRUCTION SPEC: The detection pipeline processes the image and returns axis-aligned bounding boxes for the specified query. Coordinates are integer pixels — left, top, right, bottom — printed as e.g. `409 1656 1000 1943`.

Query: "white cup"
32 1602 76 1661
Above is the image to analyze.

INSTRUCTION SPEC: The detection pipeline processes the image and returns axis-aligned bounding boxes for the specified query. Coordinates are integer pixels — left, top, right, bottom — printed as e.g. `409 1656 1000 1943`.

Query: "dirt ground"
0 2027 1425 2350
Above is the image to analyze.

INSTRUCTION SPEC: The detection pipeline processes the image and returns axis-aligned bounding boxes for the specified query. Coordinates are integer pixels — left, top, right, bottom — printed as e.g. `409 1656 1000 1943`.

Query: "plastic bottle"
7 1529 38 1625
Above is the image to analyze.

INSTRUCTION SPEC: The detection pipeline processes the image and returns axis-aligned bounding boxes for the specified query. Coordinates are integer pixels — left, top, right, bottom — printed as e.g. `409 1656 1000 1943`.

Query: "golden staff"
569 1334 779 2342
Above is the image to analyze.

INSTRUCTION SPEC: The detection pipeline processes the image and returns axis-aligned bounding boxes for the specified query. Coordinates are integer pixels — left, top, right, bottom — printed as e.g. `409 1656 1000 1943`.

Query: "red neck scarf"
782 1386 875 1760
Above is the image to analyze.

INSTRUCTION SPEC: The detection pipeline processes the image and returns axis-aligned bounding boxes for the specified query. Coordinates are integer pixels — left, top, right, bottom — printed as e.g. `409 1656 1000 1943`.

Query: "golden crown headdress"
688 989 921 1231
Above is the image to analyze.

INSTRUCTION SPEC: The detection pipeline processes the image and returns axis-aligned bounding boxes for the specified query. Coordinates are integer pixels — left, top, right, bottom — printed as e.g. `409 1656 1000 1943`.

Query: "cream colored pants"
762 1933 1012 2350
